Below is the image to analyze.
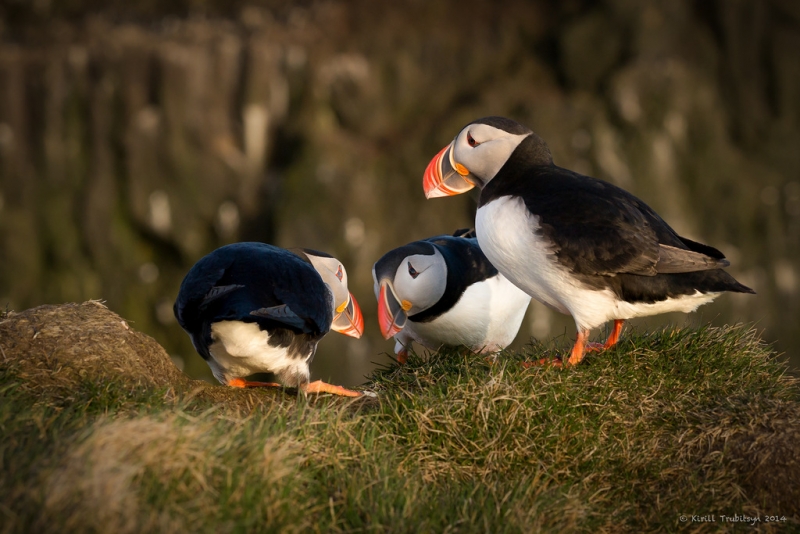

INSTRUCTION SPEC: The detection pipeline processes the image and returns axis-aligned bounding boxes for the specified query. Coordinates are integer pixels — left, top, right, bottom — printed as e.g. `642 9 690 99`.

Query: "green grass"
1 325 798 533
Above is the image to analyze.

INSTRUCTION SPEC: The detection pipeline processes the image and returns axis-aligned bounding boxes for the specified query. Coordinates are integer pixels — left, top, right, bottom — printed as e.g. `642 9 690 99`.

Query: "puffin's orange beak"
331 292 364 338
377 282 408 339
423 143 476 199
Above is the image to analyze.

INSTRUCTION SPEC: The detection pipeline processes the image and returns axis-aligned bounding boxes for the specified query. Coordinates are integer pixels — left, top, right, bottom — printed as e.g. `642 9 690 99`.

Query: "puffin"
373 229 531 363
422 116 755 366
174 242 364 396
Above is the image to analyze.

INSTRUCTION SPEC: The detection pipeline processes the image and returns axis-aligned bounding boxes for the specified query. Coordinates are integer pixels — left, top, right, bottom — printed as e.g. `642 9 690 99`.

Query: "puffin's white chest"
476 196 584 314
207 321 310 384
403 274 530 353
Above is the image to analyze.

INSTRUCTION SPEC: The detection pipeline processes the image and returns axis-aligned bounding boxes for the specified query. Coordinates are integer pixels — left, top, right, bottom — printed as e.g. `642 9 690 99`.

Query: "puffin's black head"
372 240 447 339
423 116 551 198
472 116 532 135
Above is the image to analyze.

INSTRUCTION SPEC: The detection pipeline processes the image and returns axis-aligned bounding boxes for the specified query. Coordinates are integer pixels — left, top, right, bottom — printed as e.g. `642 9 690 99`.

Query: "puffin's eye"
467 132 478 147
407 262 419 279
335 265 344 281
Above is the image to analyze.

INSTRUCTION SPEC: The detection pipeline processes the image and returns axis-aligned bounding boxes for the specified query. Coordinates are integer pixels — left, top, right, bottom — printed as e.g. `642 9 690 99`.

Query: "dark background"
1 0 798 385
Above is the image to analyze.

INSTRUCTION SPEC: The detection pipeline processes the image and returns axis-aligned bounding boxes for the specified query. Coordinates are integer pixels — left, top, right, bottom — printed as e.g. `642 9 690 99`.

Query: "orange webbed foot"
521 357 564 369
586 320 625 354
565 329 591 367
585 342 606 353
228 378 283 388
301 380 362 397
397 349 408 365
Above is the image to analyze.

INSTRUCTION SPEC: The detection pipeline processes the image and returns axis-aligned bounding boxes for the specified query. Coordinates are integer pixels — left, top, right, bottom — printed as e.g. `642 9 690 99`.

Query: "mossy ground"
1 304 798 533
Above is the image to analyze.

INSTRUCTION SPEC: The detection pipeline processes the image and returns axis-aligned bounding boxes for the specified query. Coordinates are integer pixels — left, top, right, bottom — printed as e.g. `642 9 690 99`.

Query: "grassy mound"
0 301 308 410
1 303 797 532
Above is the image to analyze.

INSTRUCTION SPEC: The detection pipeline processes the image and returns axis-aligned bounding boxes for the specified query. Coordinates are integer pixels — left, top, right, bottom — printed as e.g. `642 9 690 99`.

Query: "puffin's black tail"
677 235 755 294
713 269 755 294
729 279 756 294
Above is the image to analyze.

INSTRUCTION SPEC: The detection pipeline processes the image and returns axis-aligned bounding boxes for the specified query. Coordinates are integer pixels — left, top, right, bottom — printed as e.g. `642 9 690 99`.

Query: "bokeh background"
2 0 799 386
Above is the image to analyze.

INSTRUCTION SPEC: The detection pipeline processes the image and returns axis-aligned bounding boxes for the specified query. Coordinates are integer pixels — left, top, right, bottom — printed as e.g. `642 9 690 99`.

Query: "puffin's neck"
477 134 554 208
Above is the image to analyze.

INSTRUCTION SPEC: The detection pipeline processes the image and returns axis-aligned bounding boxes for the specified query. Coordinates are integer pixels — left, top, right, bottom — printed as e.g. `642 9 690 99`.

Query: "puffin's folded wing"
517 169 666 278
200 284 245 308
537 203 662 278
271 274 333 335
250 304 309 331
655 244 731 273
174 267 229 328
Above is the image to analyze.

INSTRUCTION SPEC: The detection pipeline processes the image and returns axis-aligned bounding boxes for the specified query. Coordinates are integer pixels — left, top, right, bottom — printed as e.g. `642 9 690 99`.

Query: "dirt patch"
724 400 800 516
0 301 293 411
676 394 800 519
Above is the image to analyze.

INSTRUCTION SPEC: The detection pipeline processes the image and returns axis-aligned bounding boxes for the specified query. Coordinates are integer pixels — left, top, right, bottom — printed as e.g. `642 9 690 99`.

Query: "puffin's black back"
174 242 333 360
408 234 499 323
479 135 754 297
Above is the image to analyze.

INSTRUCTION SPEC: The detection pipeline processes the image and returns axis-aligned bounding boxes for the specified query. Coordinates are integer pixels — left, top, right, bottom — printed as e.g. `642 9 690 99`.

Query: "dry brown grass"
0 301 190 391
41 414 305 533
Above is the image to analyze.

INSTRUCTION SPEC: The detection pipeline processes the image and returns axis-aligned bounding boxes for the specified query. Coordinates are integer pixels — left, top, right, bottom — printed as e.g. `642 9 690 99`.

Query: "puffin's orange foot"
565 329 591 367
521 357 563 369
301 380 362 397
583 321 625 354
397 349 408 365
228 378 282 388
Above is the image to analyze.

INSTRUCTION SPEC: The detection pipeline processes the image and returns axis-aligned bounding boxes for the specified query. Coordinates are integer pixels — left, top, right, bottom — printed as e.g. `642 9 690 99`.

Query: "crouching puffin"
423 116 755 366
373 229 531 363
174 242 364 396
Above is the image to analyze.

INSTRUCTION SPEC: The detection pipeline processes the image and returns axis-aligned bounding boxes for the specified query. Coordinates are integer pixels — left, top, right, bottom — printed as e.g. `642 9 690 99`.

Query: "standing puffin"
422 116 755 366
174 242 364 396
373 229 531 363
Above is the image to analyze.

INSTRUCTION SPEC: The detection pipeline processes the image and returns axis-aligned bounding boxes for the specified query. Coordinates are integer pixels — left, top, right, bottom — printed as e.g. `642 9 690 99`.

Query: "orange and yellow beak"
377 281 411 339
331 292 364 338
423 143 476 199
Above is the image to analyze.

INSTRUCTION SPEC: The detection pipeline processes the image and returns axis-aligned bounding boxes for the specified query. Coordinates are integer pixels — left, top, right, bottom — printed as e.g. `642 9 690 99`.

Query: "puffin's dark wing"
175 243 332 341
655 244 730 273
409 235 499 323
174 252 241 360
174 255 232 333
200 284 245 308
482 157 727 277
250 304 308 330
213 243 331 334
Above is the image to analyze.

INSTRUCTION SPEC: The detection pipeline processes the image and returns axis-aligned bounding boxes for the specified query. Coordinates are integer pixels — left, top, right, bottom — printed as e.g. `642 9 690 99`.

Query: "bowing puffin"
423 116 755 366
373 229 531 363
174 242 364 396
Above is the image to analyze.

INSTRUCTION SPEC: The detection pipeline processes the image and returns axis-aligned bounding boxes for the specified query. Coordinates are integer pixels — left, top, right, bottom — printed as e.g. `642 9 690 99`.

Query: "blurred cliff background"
1 0 798 385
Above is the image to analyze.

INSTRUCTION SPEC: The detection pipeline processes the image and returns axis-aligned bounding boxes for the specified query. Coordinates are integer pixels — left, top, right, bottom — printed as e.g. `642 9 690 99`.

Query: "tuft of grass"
1 324 798 533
